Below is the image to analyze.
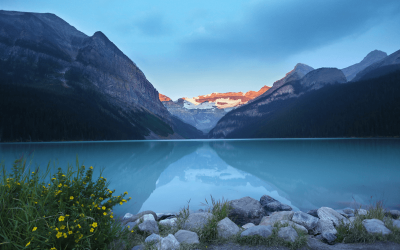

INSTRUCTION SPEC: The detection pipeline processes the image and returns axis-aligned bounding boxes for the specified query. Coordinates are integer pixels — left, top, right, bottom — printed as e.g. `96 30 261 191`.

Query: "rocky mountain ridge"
341 50 387 81
209 67 348 138
159 85 270 133
0 10 203 141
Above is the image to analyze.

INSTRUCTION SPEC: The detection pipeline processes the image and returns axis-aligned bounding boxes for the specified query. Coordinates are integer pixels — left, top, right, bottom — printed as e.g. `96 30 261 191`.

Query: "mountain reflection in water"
1 139 399 220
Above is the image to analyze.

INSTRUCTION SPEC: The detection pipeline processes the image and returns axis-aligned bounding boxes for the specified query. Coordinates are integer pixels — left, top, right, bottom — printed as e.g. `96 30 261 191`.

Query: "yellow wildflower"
32 227 37 232
102 206 106 210
90 228 94 232
58 216 65 221
103 212 107 216
92 222 98 228
90 166 93 169
26 242 31 247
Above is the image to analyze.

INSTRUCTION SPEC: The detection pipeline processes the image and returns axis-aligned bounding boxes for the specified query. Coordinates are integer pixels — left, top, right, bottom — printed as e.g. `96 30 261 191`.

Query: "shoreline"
110 195 400 250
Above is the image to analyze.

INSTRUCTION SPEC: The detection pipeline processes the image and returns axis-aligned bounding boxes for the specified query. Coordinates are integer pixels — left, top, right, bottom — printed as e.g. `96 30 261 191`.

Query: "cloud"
134 11 171 37
180 0 400 63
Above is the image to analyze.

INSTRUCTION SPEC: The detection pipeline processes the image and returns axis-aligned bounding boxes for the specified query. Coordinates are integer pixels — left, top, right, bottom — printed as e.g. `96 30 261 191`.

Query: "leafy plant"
0 157 133 250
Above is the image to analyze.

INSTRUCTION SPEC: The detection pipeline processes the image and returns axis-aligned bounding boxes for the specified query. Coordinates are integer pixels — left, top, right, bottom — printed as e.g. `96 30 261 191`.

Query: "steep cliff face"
0 10 202 141
341 50 387 81
209 67 347 138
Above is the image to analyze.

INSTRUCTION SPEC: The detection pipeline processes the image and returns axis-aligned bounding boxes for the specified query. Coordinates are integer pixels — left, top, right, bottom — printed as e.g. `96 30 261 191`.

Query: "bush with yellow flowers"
0 157 132 250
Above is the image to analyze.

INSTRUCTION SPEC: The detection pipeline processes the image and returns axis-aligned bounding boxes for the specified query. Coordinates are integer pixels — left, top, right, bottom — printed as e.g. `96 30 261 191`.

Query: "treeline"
223 69 400 138
0 56 174 142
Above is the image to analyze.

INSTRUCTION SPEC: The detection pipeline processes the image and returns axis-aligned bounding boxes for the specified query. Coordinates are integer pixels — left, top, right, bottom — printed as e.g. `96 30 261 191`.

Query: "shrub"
0 157 132 250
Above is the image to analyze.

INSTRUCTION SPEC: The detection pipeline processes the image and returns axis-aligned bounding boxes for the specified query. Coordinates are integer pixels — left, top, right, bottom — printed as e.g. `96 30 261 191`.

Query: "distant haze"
2 0 400 100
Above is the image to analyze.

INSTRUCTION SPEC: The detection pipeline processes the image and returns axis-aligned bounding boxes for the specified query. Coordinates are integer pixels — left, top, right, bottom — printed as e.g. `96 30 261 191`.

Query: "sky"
2 0 400 100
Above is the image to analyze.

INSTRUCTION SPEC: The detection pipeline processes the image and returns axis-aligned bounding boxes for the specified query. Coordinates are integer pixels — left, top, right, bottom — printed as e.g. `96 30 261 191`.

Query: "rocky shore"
113 195 400 250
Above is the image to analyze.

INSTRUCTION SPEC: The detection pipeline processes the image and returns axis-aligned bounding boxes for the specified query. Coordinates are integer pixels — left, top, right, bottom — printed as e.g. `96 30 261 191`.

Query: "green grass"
335 200 400 244
0 157 134 250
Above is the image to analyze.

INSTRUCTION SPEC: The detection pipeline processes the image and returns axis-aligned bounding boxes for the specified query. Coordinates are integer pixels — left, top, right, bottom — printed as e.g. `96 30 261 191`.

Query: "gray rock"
343 208 354 215
174 230 200 244
157 234 180 250
123 210 158 225
217 217 240 238
136 213 156 224
356 209 368 216
260 195 292 214
392 219 400 229
362 219 392 235
138 220 159 234
228 196 266 226
182 212 213 231
278 220 308 234
241 225 273 238
307 209 319 218
242 223 255 229
278 226 298 242
336 209 351 218
125 221 137 230
316 219 337 235
259 211 294 226
317 207 349 226
157 213 177 221
124 213 134 220
131 245 144 250
159 218 177 228
145 233 162 243
322 232 337 244
387 210 400 219
292 211 319 230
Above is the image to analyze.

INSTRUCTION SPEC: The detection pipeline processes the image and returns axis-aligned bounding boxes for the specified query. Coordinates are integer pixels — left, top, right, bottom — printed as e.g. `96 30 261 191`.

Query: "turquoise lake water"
1 139 399 220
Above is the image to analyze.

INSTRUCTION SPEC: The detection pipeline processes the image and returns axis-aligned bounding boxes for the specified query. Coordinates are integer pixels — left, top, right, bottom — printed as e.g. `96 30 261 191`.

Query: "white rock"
123 213 134 220
362 219 391 235
157 234 180 250
159 218 177 228
356 209 368 216
242 223 255 229
217 217 240 238
317 207 349 227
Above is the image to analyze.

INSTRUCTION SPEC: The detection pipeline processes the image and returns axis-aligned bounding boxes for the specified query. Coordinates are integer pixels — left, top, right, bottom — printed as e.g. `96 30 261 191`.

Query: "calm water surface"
1 139 399 219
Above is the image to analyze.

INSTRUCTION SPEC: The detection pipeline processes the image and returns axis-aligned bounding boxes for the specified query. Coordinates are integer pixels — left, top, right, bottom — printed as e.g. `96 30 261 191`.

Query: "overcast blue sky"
2 0 400 100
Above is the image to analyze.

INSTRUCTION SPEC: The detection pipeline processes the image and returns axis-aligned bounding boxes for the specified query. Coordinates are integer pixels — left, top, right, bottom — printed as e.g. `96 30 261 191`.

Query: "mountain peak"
341 50 387 81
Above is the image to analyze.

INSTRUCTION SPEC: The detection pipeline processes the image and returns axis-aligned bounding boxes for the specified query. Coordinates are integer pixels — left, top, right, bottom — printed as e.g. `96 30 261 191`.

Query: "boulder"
159 218 177 228
228 196 266 225
343 208 354 215
217 217 240 238
125 222 137 230
131 245 144 250
315 219 337 235
292 211 319 230
278 226 298 242
362 219 392 235
123 213 134 220
241 225 273 238
307 209 319 218
182 212 213 231
174 230 200 244
138 220 159 234
136 214 156 224
392 219 400 229
145 233 162 243
322 232 337 244
387 210 400 219
157 234 180 250
260 195 292 214
278 220 308 234
157 213 177 221
123 210 157 225
259 211 294 226
336 209 352 218
356 209 368 216
242 223 255 229
317 207 349 226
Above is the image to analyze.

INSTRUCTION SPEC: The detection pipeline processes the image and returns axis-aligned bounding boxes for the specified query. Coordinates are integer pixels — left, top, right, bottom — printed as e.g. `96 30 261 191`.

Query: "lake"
1 139 399 220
